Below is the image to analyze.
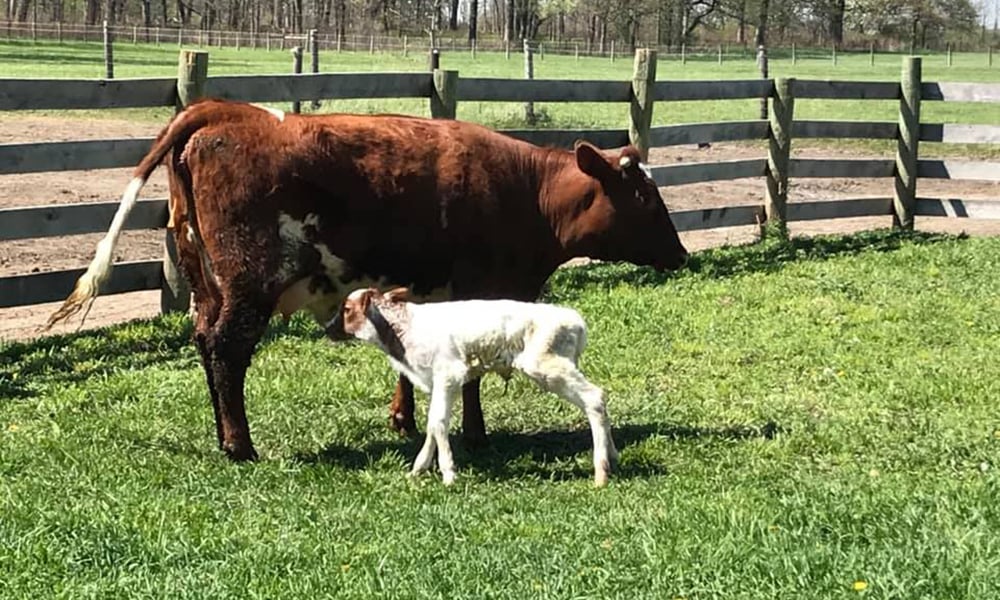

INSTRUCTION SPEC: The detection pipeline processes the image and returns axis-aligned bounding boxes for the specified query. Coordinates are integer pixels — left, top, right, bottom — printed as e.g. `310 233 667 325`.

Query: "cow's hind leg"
202 292 272 461
192 299 224 449
389 376 417 437
461 379 488 448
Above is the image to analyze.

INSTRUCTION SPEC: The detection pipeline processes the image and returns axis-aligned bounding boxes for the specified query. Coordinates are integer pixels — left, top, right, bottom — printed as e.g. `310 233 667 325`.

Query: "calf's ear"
384 287 410 303
574 140 614 180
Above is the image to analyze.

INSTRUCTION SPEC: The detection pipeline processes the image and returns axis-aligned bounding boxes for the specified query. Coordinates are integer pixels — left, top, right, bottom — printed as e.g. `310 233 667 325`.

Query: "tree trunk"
754 0 769 48
448 0 458 29
504 0 513 42
468 0 478 41
829 0 845 45
16 0 31 21
736 0 746 44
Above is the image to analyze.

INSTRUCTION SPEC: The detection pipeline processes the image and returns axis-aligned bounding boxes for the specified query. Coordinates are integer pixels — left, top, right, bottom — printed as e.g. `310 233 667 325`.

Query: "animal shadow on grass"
545 229 961 300
297 420 781 483
0 316 197 400
0 313 324 401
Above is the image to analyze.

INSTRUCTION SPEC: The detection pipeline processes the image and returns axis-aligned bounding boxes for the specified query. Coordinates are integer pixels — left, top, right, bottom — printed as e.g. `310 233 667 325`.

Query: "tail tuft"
45 177 146 330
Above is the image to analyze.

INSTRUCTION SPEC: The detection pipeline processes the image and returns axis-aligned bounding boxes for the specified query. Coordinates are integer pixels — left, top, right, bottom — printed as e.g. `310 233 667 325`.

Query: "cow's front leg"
461 379 488 448
203 296 271 461
389 375 418 437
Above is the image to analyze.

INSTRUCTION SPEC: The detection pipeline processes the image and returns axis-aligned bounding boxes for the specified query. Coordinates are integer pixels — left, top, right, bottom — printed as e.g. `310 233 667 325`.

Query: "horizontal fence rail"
0 138 154 174
1 53 998 320
0 78 177 110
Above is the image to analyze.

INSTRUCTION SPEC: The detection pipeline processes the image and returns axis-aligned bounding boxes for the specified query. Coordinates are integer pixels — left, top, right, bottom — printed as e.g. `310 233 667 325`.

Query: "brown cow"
48 98 688 461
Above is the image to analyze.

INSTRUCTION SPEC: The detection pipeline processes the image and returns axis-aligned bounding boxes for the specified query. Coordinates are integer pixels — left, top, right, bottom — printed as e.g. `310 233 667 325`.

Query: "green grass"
3 230 1000 598
2 39 999 160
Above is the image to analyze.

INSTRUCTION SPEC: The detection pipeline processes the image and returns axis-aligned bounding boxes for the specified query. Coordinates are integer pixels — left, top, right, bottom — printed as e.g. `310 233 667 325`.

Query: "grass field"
2 230 1000 598
2 39 999 160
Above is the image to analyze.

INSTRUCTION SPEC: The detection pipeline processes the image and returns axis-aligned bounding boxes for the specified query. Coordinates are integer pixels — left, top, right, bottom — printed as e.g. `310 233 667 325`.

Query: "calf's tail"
45 103 217 329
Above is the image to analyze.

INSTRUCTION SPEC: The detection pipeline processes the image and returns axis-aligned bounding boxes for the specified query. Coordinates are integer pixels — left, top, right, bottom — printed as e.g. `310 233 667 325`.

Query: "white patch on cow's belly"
274 211 452 321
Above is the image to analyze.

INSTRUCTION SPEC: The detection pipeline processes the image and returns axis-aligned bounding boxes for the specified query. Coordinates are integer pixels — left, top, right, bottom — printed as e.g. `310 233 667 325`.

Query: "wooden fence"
1 51 999 315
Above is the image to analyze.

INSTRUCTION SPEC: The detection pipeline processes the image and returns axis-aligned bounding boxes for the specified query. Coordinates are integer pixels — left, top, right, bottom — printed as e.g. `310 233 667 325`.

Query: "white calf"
327 287 618 486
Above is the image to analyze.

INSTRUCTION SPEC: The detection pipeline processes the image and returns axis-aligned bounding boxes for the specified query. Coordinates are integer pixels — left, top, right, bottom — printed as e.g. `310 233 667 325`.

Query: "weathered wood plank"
794 80 899 100
654 80 773 101
921 82 1000 103
649 121 768 147
917 160 1000 181
0 138 153 174
0 78 176 110
0 260 162 309
649 159 767 186
915 197 1000 219
0 199 167 241
671 204 763 232
457 78 630 102
786 197 893 221
204 72 433 102
919 124 1000 144
789 158 895 178
794 120 897 139
499 128 630 149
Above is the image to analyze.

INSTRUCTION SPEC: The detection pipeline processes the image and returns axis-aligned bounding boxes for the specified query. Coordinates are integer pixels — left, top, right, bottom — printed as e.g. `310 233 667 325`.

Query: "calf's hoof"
390 411 418 438
441 470 457 486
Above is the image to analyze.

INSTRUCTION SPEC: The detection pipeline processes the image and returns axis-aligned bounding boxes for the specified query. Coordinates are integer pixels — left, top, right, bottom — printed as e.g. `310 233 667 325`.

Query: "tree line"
5 0 996 51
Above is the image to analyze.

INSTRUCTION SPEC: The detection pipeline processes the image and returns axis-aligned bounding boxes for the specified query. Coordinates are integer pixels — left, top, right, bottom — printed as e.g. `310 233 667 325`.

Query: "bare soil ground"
2 115 998 341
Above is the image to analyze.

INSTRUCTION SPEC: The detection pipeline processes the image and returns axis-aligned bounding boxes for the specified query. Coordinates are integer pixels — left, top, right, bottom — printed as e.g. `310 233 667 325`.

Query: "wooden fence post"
718 43 722 65
629 48 657 161
791 42 796 65
103 20 114 79
430 69 458 119
57 21 62 43
831 43 837 66
765 77 794 237
893 56 921 230
947 43 952 67
681 43 686 64
523 39 535 124
403 34 408 57
428 48 440 70
869 42 875 66
989 46 993 68
164 49 207 315
291 46 303 114
309 29 320 109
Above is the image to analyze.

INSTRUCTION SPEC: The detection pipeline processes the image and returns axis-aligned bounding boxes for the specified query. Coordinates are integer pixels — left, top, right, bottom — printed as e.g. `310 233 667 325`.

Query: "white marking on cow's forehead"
255 104 286 122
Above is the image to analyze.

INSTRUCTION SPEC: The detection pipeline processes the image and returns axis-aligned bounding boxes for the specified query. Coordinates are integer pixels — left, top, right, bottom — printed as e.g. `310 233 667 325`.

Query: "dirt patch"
2 115 998 341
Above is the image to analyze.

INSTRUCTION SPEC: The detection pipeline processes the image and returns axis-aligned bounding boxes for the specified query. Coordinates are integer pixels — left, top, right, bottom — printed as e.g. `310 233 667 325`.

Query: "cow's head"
569 141 688 271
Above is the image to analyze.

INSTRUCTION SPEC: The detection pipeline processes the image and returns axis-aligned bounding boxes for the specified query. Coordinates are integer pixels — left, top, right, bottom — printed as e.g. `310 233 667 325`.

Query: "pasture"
2 230 1000 597
2 39 999 161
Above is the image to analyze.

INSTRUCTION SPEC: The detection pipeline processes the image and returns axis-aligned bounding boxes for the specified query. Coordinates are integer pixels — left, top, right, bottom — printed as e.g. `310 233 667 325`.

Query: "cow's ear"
574 141 614 180
384 287 410 303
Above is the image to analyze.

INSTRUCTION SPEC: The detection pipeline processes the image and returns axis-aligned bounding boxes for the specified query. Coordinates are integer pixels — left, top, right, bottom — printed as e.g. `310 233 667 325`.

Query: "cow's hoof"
461 430 489 450
223 441 258 462
390 412 418 438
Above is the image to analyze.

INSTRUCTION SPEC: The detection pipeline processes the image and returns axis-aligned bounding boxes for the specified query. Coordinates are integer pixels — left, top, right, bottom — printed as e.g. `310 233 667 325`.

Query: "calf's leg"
201 294 272 461
411 377 461 485
517 354 617 487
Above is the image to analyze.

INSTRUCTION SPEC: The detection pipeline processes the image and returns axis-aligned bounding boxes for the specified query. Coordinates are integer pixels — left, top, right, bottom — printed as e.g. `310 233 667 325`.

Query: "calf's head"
325 287 409 342
568 141 688 271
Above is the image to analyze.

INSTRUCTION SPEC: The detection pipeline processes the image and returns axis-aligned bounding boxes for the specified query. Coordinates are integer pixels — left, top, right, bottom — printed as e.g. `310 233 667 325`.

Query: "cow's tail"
45 104 215 329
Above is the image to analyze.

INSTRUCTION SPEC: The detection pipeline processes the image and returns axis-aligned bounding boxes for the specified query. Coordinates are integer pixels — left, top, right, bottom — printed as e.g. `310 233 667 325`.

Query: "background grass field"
2 39 999 160
2 230 999 598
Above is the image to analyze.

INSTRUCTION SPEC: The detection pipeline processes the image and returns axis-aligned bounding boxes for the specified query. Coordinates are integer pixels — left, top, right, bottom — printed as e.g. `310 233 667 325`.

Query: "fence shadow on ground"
545 229 962 301
295 420 781 482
